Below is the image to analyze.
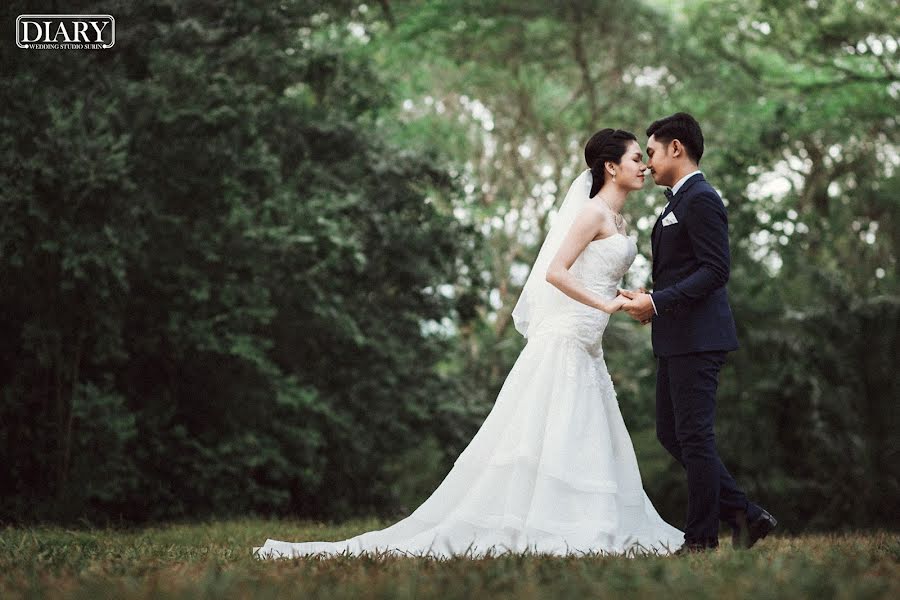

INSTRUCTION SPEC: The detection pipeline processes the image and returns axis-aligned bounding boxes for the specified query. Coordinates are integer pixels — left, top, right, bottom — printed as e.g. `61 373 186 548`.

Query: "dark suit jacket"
650 173 739 357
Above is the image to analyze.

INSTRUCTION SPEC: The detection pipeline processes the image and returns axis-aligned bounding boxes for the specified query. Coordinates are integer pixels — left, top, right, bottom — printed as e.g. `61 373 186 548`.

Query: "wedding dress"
254 171 683 559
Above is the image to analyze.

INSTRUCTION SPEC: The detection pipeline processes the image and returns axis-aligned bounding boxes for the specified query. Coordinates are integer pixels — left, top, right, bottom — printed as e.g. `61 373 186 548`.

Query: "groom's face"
646 135 676 188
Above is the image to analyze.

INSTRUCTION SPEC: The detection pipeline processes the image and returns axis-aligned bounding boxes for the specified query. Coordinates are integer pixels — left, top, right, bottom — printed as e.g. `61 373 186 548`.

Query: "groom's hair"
646 112 704 164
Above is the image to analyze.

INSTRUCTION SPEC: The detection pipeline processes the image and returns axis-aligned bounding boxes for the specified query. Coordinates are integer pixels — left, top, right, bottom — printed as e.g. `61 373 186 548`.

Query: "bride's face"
614 141 647 192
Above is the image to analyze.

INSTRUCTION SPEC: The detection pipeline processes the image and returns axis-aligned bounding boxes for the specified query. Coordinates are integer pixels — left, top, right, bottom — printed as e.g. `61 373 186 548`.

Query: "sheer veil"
511 168 593 338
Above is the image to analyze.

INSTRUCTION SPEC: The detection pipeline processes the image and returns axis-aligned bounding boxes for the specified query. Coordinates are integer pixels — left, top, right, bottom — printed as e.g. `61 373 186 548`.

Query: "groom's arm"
650 192 731 314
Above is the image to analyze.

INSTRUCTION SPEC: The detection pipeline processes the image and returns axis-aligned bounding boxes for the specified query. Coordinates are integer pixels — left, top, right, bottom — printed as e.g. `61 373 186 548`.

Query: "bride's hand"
606 294 628 314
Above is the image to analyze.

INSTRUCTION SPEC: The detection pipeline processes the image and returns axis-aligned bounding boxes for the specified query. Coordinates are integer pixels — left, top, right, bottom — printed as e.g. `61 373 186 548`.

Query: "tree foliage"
0 0 478 522
1 0 896 530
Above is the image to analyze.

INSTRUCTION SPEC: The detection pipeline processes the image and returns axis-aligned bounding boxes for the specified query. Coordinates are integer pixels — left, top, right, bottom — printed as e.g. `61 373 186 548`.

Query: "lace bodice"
572 233 639 292
529 233 638 355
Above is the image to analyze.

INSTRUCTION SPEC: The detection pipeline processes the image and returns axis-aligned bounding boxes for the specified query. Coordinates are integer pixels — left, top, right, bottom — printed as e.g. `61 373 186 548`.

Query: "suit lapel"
651 206 664 254
665 173 704 215
651 208 664 278
651 173 705 278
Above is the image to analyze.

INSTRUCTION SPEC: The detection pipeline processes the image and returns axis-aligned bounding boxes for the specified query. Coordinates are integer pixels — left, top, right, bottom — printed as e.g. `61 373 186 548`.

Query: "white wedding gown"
254 233 683 558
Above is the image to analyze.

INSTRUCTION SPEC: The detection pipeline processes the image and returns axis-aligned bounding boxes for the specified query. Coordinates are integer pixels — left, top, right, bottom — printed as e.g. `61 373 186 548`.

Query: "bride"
254 128 684 558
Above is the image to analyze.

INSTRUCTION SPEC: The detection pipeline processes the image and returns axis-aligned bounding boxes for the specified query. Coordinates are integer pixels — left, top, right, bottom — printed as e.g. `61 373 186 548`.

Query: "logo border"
16 14 116 49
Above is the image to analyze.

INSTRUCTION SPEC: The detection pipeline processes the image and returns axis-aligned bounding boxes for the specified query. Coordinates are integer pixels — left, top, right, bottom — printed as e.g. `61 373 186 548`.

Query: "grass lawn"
0 518 897 599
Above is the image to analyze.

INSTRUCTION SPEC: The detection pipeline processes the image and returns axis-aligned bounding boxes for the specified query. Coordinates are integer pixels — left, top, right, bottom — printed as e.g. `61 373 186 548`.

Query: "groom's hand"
618 288 654 325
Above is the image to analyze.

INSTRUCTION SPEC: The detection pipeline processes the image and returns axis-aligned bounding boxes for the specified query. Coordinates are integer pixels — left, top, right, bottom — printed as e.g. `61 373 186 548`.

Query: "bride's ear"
605 161 616 179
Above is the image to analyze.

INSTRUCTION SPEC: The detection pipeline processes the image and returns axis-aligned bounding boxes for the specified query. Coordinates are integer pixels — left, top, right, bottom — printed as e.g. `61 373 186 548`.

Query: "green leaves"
0 0 480 524
1 0 895 531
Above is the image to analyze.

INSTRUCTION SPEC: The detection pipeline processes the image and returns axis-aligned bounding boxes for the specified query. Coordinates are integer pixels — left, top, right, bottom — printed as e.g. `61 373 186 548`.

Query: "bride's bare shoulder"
580 201 617 232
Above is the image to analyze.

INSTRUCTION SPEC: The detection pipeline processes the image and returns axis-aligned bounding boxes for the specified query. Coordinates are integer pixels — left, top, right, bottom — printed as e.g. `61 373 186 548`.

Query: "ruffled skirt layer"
254 333 683 558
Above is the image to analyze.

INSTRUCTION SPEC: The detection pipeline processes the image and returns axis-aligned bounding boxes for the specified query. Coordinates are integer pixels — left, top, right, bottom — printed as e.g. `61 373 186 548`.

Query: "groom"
619 113 776 553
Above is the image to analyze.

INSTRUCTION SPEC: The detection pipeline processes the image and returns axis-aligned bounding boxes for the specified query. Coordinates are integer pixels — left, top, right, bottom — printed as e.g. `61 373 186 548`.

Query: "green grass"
0 519 897 599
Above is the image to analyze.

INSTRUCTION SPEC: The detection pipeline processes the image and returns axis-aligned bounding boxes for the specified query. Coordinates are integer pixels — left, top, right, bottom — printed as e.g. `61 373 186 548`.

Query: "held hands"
617 287 655 325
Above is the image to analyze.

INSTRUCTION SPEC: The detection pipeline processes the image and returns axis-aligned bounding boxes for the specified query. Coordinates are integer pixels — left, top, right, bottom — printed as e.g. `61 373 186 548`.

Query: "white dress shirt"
670 170 702 196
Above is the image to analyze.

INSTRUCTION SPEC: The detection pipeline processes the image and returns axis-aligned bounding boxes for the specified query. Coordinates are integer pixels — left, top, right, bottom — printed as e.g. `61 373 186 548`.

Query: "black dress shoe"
732 508 777 549
673 542 717 556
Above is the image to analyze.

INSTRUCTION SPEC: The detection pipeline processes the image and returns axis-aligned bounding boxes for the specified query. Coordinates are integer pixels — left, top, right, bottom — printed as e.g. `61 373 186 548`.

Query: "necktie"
664 188 674 200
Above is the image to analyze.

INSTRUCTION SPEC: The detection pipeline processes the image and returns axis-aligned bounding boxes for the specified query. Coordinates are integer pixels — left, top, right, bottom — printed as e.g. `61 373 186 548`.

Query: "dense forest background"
1 0 897 532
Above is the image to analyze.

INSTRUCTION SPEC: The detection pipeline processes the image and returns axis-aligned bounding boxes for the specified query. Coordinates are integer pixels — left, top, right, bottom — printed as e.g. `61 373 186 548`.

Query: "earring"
612 171 616 182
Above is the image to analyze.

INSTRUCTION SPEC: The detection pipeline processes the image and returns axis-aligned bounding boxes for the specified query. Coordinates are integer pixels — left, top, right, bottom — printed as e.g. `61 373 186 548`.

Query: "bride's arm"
545 206 623 314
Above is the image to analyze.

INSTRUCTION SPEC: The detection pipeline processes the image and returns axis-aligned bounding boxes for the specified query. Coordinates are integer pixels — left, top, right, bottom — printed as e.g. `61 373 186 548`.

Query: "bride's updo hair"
584 128 637 198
